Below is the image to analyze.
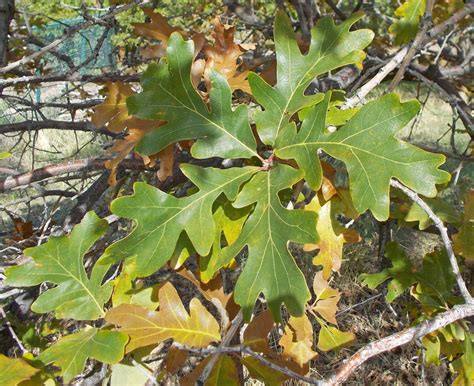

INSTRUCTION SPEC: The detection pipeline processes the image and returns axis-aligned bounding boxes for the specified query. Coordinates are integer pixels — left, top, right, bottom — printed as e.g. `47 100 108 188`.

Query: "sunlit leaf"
0 355 38 386
5 212 112 320
105 282 221 351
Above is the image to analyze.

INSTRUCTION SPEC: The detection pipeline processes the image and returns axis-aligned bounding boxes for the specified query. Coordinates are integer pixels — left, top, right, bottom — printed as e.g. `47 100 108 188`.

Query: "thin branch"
386 0 434 92
390 179 473 304
174 343 322 385
0 0 148 75
197 311 244 384
0 158 155 193
344 3 474 108
326 303 474 385
0 120 115 137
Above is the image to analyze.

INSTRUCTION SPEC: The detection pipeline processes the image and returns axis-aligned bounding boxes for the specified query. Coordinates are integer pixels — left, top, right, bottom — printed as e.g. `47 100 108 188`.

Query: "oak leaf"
103 165 258 277
37 328 128 383
276 92 451 221
214 164 318 320
249 11 373 145
312 271 341 325
5 212 112 320
203 19 251 93
105 282 221 351
280 315 318 367
453 189 474 261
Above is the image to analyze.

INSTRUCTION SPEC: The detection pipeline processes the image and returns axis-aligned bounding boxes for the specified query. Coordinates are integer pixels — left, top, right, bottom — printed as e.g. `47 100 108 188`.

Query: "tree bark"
0 0 14 67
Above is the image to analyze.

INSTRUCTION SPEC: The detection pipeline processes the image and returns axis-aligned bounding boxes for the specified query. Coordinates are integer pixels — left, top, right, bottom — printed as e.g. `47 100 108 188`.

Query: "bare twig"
0 0 148 75
0 307 27 354
0 120 115 136
0 158 156 193
197 311 243 384
390 179 473 304
326 303 474 385
344 3 474 108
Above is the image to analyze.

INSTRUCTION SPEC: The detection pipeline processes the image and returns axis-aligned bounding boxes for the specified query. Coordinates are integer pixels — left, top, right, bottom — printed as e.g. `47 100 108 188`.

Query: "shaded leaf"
176 267 240 322
128 33 258 159
277 92 450 220
38 328 128 383
280 315 318 367
241 356 288 386
359 242 416 303
5 212 112 320
422 335 441 366
105 282 221 351
453 189 474 260
389 0 426 45
205 355 239 386
452 333 474 386
404 196 461 230
103 165 257 277
0 355 38 386
243 309 275 354
165 346 188 374
249 11 373 145
133 8 185 41
215 164 318 320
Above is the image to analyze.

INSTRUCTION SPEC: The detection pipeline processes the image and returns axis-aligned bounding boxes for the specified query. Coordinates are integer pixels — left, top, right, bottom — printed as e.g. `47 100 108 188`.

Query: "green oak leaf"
316 321 356 352
248 11 373 145
389 0 426 45
102 164 258 277
276 92 451 220
404 197 461 230
215 164 318 320
37 328 128 383
411 249 457 308
359 242 416 302
5 212 112 320
128 32 258 159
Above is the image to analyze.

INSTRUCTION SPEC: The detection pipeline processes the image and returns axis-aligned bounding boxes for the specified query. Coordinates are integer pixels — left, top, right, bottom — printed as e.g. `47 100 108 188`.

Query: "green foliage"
277 92 450 220
389 0 426 45
248 11 373 145
128 33 258 159
5 212 112 320
102 165 258 277
215 164 318 320
37 328 128 383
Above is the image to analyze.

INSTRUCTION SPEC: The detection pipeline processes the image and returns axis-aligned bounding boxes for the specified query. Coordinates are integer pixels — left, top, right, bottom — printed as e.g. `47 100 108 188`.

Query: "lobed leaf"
128 32 258 159
389 0 426 45
105 282 221 351
0 354 38 386
38 328 128 383
276 92 451 220
5 212 112 320
249 11 373 145
215 164 318 320
103 164 258 277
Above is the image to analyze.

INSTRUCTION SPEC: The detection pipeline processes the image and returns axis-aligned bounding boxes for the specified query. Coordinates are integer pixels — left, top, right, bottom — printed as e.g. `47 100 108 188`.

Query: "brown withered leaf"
305 199 360 279
280 315 318 367
175 267 239 322
91 82 134 133
243 309 274 354
133 8 186 41
312 271 340 325
203 19 251 93
12 218 34 240
105 282 221 351
165 346 188 374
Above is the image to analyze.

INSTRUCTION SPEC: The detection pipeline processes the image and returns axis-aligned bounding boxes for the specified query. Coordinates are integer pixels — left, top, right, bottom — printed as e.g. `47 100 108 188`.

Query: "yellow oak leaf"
105 282 221 351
